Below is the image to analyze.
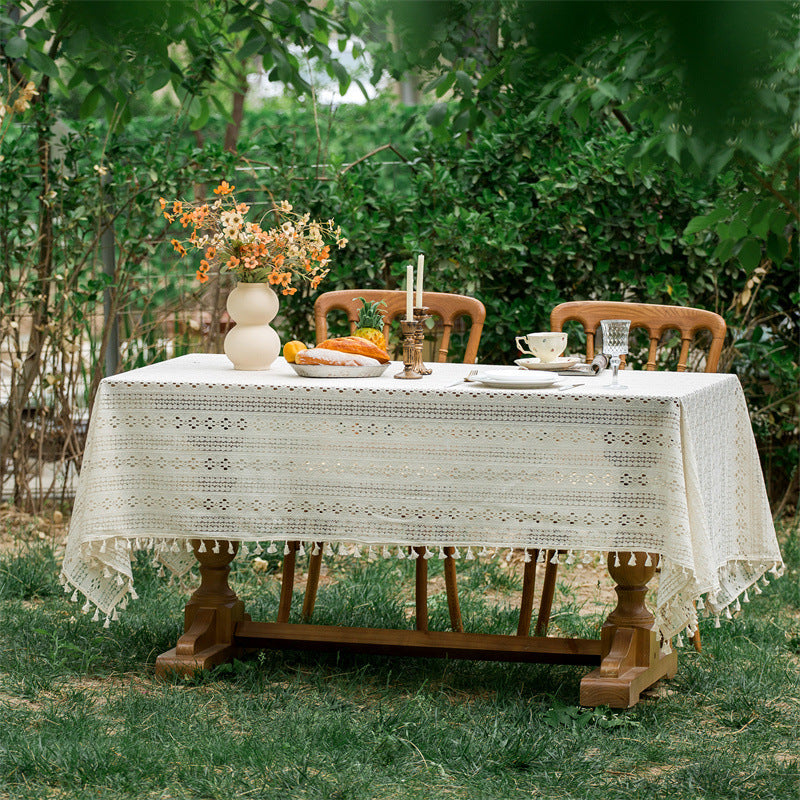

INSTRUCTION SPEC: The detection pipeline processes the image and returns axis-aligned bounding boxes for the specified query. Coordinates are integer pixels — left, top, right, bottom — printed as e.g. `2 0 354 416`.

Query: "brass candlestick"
394 319 422 379
413 306 432 375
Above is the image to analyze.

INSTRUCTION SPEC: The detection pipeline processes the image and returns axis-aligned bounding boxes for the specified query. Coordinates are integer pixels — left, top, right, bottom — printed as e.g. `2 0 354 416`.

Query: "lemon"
283 340 308 363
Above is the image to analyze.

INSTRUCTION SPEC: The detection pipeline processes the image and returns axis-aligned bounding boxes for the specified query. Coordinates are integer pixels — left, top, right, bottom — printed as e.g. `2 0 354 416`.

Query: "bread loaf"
317 336 390 363
295 348 380 367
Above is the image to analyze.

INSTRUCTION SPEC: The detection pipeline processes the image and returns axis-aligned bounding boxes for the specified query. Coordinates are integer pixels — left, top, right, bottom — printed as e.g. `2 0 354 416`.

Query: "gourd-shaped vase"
223 282 281 370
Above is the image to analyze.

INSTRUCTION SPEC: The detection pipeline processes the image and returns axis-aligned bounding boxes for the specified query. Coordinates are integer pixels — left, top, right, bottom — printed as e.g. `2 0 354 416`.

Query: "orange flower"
196 270 209 283
171 239 186 257
205 246 216 259
172 201 183 215
214 181 234 195
158 198 167 210
226 256 240 270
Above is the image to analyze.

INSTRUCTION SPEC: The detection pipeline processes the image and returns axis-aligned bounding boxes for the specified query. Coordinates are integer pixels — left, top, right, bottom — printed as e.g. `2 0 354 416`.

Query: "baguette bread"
295 347 380 367
317 336 390 363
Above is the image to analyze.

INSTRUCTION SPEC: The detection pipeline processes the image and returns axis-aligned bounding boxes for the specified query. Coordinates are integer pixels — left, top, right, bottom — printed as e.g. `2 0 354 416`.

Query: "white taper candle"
406 264 414 321
415 254 424 307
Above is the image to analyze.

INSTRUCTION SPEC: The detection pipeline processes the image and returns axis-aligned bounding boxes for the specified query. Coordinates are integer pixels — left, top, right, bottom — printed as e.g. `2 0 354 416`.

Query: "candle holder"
413 307 432 375
394 319 422 380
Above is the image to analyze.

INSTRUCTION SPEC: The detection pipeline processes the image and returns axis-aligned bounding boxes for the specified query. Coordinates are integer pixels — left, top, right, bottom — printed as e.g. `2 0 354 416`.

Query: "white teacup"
515 331 568 363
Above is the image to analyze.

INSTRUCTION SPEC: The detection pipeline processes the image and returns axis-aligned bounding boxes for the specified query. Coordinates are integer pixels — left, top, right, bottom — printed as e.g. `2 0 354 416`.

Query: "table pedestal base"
155 541 250 677
155 544 677 707
579 552 678 707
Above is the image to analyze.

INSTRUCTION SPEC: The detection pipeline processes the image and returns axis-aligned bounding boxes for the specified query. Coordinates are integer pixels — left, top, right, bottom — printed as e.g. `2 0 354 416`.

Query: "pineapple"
353 297 387 350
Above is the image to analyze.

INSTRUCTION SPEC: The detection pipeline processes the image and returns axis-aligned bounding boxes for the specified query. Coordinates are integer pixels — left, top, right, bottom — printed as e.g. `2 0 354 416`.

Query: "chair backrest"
314 289 486 364
550 300 726 373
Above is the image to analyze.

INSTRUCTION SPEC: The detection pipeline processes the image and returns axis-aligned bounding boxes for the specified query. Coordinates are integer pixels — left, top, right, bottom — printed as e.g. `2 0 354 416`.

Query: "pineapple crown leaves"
355 297 386 328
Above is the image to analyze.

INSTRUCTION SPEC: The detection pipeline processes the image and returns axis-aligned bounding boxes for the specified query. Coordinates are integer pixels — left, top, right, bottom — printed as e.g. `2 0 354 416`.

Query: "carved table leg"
156 539 250 676
580 551 678 708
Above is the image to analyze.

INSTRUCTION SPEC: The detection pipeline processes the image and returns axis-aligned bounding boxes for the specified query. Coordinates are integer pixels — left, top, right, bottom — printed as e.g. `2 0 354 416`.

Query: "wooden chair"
549 300 726 373
542 300 727 651
314 289 486 364
279 288 486 636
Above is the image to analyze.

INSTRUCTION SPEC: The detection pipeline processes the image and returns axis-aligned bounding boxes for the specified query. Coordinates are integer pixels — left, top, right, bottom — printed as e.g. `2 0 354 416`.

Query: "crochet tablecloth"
62 354 783 640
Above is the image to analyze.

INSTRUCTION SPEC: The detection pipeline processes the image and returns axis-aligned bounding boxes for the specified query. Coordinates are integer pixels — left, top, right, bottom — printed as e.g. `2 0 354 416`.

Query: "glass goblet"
600 319 631 389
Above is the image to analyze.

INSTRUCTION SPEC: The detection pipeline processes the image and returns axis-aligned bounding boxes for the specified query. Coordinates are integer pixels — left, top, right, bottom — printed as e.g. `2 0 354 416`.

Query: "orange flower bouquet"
159 181 347 295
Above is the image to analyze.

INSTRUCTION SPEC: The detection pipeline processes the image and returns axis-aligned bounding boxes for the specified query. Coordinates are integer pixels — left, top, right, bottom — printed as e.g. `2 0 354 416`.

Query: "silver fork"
445 369 478 388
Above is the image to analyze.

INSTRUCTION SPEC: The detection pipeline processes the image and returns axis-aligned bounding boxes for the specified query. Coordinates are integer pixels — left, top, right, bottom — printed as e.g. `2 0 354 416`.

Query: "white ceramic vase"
223 282 281 370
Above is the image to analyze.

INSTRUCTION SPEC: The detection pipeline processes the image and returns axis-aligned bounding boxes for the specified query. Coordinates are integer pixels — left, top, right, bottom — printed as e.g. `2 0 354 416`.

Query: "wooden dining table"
61 354 783 707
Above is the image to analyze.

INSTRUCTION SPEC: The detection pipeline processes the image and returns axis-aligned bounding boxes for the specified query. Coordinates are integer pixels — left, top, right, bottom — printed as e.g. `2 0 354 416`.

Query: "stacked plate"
469 370 563 389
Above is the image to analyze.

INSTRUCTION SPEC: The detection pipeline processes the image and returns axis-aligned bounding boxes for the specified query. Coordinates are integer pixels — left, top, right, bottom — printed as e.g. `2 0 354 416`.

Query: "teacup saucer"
515 356 580 371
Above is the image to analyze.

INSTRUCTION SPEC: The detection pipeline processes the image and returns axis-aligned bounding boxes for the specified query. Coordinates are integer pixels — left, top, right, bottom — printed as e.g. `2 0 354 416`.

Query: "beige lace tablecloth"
62 354 783 641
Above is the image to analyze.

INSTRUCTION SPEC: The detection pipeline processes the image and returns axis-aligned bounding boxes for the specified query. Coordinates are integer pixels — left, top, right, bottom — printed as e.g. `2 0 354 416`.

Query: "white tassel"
324 543 335 557
116 573 124 586
70 589 79 603
762 575 770 586
82 600 92 614
696 596 705 611
111 608 119 621
298 543 306 557
241 544 250 556
198 540 207 553
91 607 100 622
267 542 277 554
397 547 406 560
423 548 433 559
627 553 637 566
63 583 71 594
523 550 532 563
312 543 321 556
538 550 547 564
582 552 592 564
102 567 111 578
129 586 139 600
170 540 180 553
644 553 652 567
550 552 560 565
613 552 621 567
367 546 377 562
120 597 128 610
408 548 419 560
725 606 733 620
103 616 111 629
227 541 235 555
754 583 762 595
675 633 684 648
253 542 263 555
439 547 446 560
351 544 360 558
566 550 575 565
466 547 475 560
186 541 194 553
158 565 165 577
382 546 391 559
452 547 460 560
99 541 107 553
212 541 221 554
743 590 749 603
734 598 741 612
338 542 349 555
714 615 721 628
479 546 490 557
283 543 291 556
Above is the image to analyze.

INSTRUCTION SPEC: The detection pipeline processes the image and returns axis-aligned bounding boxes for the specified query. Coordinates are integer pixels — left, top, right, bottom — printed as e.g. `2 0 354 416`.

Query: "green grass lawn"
0 515 798 800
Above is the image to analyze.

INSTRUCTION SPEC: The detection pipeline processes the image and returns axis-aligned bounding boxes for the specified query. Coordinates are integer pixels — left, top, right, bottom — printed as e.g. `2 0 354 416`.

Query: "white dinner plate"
470 370 562 389
290 363 390 378
514 356 581 371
